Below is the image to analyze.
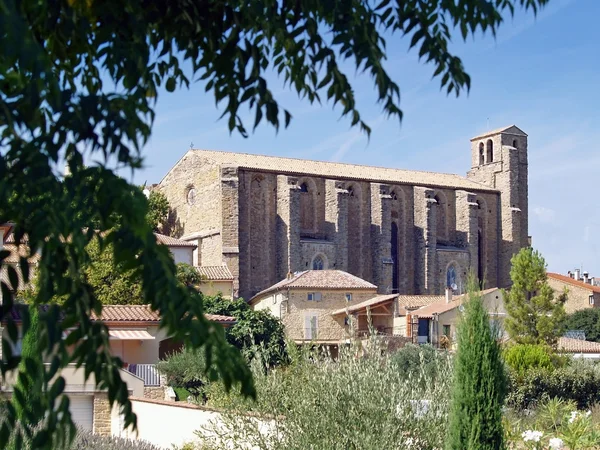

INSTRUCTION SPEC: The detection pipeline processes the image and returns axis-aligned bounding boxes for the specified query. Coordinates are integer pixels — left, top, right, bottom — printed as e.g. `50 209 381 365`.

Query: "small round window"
187 188 197 205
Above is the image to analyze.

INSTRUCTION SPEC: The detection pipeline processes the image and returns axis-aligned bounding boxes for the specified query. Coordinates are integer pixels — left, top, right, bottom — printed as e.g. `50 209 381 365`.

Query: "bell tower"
467 125 528 287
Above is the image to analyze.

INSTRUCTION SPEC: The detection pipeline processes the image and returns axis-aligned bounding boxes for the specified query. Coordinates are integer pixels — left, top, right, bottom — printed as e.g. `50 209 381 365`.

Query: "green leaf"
165 77 176 92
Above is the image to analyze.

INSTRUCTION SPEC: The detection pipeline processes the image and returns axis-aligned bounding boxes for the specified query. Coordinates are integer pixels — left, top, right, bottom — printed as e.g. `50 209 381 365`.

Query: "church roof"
250 270 377 303
184 149 498 193
470 125 527 140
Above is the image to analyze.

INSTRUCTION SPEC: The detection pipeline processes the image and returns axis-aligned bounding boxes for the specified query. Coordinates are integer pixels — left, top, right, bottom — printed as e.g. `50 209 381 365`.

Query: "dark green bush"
507 361 600 410
503 344 555 377
156 348 209 402
389 343 450 380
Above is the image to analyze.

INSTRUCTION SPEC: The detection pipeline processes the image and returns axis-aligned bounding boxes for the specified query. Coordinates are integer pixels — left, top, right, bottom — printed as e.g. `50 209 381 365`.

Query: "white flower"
522 430 543 442
569 411 579 423
585 410 592 417
549 437 564 449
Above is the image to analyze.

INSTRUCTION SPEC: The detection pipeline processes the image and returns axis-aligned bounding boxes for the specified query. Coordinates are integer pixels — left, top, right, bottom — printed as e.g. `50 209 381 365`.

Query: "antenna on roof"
190 141 194 149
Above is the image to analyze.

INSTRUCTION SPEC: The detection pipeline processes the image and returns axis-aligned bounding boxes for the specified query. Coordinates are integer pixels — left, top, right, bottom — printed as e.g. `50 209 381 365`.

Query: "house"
548 272 600 313
558 337 600 360
409 288 505 347
0 304 236 435
250 270 379 347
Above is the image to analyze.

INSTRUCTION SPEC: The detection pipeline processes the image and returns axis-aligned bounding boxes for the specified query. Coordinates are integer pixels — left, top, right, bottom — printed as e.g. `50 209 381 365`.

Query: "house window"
304 314 318 340
345 293 352 302
442 325 451 338
307 292 322 302
590 294 595 306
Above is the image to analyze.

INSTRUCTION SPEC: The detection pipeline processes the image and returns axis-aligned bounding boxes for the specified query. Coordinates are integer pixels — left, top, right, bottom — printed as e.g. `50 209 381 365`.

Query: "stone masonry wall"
282 289 378 341
158 151 222 239
93 393 111 436
548 278 600 314
144 386 166 401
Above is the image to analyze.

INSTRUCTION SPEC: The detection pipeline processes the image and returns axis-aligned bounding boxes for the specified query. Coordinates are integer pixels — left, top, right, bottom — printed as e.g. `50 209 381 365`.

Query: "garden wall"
118 397 273 449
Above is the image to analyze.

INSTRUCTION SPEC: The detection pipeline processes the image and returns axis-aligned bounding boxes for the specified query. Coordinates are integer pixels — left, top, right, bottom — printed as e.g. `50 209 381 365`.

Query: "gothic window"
299 179 316 233
447 265 458 290
486 139 493 163
434 194 448 242
312 255 325 270
479 142 485 165
391 221 399 293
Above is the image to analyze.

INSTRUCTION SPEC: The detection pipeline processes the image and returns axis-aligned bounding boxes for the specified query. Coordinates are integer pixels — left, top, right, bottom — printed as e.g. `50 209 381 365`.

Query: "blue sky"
133 0 599 276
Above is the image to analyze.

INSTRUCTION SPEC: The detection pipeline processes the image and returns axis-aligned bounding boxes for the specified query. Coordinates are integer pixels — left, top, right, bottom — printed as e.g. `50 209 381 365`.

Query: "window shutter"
315 292 322 302
304 315 313 339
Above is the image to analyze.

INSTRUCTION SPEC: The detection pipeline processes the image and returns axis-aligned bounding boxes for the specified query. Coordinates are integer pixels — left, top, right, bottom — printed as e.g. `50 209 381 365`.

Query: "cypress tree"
446 280 507 450
13 306 44 423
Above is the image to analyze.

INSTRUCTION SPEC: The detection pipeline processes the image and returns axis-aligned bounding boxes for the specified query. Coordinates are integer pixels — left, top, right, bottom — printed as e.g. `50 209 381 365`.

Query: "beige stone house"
250 270 379 345
548 272 600 314
409 288 505 347
158 125 530 301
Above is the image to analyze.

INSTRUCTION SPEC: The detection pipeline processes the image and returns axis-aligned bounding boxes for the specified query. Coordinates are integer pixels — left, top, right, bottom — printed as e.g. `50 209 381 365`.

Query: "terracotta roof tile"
412 288 499 318
198 265 234 281
4 304 236 325
2 244 40 264
548 273 600 294
331 294 397 316
185 150 498 193
558 337 600 354
397 295 444 310
155 233 197 248
251 270 377 302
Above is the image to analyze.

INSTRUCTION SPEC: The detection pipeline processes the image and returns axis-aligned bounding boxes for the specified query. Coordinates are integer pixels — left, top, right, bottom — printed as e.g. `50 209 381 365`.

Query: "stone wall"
143 386 165 401
548 278 600 314
282 289 378 341
93 393 111 436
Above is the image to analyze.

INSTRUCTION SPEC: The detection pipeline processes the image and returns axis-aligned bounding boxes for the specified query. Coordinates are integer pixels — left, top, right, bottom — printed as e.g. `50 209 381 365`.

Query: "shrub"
564 308 600 343
390 343 450 383
507 360 600 410
503 344 555 377
72 429 163 450
202 340 453 449
157 348 209 402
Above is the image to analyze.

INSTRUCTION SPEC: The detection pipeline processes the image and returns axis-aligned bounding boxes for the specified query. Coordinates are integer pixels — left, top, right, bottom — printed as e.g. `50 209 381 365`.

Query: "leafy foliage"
390 343 450 384
503 344 556 378
504 248 567 347
176 263 204 287
203 295 288 367
145 190 169 233
564 308 600 343
506 360 600 410
446 280 507 450
157 348 210 402
0 0 550 447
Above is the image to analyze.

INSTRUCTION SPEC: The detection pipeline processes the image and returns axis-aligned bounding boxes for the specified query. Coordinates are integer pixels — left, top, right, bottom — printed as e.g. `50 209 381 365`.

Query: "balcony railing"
126 364 160 386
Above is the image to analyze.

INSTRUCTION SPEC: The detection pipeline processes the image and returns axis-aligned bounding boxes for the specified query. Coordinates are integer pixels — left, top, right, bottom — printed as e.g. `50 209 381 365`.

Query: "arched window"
512 139 518 149
299 179 316 234
312 255 325 270
479 142 485 165
391 221 399 293
486 139 493 163
347 184 362 277
447 265 458 290
434 193 447 242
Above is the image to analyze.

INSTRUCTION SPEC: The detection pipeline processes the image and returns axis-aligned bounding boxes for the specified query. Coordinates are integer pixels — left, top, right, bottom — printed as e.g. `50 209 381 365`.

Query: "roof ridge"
191 149 481 180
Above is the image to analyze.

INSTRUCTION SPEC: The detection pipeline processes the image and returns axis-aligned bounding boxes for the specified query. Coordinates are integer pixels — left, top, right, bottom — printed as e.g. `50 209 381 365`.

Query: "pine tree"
504 247 567 347
446 280 507 450
13 306 44 423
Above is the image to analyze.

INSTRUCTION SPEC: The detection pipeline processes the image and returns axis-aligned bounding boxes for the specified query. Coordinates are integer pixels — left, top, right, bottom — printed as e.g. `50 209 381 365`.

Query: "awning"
109 330 155 340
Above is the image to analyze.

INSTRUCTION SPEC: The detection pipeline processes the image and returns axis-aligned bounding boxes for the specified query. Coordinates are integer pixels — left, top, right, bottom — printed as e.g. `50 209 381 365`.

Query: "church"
158 125 529 301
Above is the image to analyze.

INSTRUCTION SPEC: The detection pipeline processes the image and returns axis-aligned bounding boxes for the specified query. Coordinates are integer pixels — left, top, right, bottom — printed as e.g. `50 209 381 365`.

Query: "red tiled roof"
2 244 40 264
250 270 377 302
198 265 234 281
397 295 444 310
558 337 600 354
548 273 600 294
4 304 236 325
331 294 397 316
155 233 196 248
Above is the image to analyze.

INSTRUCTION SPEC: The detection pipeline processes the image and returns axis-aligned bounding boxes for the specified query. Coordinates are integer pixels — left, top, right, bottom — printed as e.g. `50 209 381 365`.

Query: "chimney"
568 271 573 279
584 272 589 284
286 271 293 280
445 287 453 304
575 269 581 281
